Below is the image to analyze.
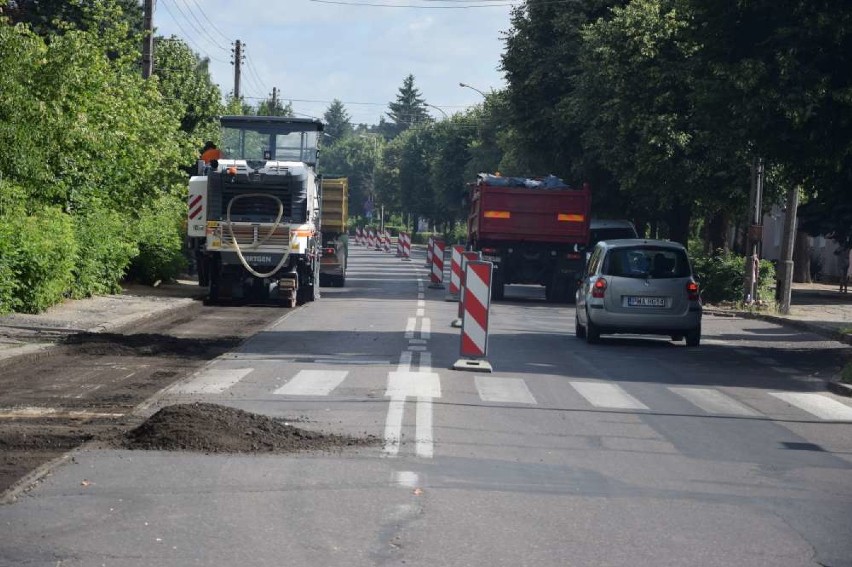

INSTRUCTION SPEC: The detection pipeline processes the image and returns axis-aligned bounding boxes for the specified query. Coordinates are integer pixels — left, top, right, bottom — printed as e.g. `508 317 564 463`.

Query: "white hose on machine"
225 193 291 279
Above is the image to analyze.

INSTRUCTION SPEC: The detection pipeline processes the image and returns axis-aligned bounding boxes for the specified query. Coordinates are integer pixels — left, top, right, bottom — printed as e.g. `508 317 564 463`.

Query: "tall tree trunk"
707 210 730 253
792 231 812 283
667 199 692 246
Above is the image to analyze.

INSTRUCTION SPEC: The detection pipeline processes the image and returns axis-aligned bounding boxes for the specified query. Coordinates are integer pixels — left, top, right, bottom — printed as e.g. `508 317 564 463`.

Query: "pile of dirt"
125 403 378 454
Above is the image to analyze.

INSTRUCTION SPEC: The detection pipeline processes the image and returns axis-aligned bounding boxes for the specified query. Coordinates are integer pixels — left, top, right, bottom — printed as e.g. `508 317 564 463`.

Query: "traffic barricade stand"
368 229 374 249
402 232 412 261
445 245 464 301
425 236 434 268
453 260 493 373
396 232 404 256
356 227 363 246
375 230 383 251
428 239 446 289
452 251 481 327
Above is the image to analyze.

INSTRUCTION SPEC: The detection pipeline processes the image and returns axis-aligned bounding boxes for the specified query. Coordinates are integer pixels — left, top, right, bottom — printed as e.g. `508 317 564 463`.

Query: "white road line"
769 392 852 420
394 471 419 487
417 300 426 308
409 339 427 345
384 399 405 455
570 382 649 410
408 346 427 352
405 317 417 339
420 317 431 340
170 368 253 395
416 397 434 458
416 308 425 317
417 293 425 300
398 351 413 372
669 387 759 416
771 367 800 375
273 370 348 396
419 352 432 372
475 377 536 405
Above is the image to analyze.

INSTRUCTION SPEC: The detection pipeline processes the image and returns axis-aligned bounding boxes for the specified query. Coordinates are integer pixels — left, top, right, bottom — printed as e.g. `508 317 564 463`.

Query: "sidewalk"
0 280 204 367
704 281 852 347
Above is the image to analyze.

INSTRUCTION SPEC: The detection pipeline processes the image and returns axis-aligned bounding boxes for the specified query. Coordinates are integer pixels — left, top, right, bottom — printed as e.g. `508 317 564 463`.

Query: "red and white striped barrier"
428 239 445 289
452 251 481 327
453 260 493 372
401 232 411 261
396 233 404 256
370 229 377 249
447 245 464 299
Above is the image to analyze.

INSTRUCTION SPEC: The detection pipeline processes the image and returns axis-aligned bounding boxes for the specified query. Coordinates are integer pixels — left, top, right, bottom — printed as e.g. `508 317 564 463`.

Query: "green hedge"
0 207 77 314
125 194 187 285
72 207 138 297
691 250 776 304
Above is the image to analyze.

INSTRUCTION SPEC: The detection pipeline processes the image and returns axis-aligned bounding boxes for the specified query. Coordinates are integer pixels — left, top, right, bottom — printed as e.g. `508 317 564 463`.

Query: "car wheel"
575 314 586 339
685 326 701 347
585 310 601 344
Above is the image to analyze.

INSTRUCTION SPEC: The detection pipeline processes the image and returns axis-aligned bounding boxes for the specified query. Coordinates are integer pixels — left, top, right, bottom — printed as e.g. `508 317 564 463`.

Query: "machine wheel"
206 256 222 304
685 326 701 347
585 310 601 344
575 314 586 339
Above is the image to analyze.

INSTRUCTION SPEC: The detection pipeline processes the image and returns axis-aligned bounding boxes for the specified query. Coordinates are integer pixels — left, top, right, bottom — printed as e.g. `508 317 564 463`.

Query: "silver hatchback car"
575 239 702 346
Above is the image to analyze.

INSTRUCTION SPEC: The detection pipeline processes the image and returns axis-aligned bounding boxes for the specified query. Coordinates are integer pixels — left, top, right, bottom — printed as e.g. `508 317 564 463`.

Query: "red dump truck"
467 173 591 302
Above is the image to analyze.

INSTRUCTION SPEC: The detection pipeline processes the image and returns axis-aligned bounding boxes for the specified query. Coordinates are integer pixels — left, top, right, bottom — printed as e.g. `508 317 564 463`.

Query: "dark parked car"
575 239 702 346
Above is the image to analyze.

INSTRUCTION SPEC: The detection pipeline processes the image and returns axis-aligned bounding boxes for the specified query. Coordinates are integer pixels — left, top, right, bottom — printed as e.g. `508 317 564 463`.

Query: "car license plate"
627 296 666 307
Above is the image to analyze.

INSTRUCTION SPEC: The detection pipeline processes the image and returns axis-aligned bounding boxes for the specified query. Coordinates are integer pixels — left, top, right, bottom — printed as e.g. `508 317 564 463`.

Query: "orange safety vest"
200 148 222 163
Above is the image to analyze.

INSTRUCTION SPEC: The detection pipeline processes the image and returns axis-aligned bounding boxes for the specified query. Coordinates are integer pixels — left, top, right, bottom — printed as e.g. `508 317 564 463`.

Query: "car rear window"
589 227 637 244
603 247 691 279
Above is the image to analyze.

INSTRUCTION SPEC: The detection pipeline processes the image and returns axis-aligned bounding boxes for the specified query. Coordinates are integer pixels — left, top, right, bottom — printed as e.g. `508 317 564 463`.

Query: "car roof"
597 238 687 251
590 219 635 229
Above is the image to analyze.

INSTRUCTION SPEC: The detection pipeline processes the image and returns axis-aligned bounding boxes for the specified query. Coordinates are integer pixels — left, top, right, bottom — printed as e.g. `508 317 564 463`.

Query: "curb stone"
703 307 852 347
827 380 852 398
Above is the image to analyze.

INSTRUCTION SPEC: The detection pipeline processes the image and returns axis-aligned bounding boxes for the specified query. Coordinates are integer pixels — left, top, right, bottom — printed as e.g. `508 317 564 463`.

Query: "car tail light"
481 247 498 256
592 277 607 298
686 280 699 301
322 247 335 256
566 252 582 260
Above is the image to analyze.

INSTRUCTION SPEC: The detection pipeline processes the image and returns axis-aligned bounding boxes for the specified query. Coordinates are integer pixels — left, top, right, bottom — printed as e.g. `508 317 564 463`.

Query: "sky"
151 0 520 125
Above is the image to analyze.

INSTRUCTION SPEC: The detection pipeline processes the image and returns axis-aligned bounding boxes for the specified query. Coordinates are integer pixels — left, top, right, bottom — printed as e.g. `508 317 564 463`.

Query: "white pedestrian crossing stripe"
475 377 537 404
669 387 759 416
274 370 349 396
769 392 852 421
170 368 254 395
570 382 648 410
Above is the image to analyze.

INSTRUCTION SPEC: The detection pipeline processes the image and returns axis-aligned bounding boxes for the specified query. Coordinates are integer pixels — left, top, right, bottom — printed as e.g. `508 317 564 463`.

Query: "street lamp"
459 82 487 98
425 103 449 120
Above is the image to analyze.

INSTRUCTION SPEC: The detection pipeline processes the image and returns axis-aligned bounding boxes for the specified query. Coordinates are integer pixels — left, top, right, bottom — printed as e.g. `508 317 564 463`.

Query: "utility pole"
744 157 764 303
271 87 278 115
141 0 154 79
778 186 800 314
231 40 243 99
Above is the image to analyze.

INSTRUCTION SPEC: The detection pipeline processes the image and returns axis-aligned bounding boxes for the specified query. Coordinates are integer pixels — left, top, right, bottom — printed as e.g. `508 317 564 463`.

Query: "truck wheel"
562 280 577 304
334 274 346 287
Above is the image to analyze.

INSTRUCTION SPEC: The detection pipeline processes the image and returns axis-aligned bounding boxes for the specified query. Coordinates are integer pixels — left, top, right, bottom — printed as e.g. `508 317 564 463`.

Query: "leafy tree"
320 135 381 221
5 0 143 37
323 99 353 141
153 36 223 140
256 95 293 117
384 74 431 138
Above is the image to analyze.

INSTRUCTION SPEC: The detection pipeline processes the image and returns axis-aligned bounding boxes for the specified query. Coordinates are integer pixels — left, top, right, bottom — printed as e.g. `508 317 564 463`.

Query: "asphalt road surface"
2 246 851 567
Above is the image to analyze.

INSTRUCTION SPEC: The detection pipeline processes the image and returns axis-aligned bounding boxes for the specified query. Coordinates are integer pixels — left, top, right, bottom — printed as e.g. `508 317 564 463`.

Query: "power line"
156 0 229 63
186 0 233 43
309 0 519 7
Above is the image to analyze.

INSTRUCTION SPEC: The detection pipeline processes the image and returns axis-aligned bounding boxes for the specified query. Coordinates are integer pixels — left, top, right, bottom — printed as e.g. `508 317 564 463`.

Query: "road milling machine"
187 116 323 306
